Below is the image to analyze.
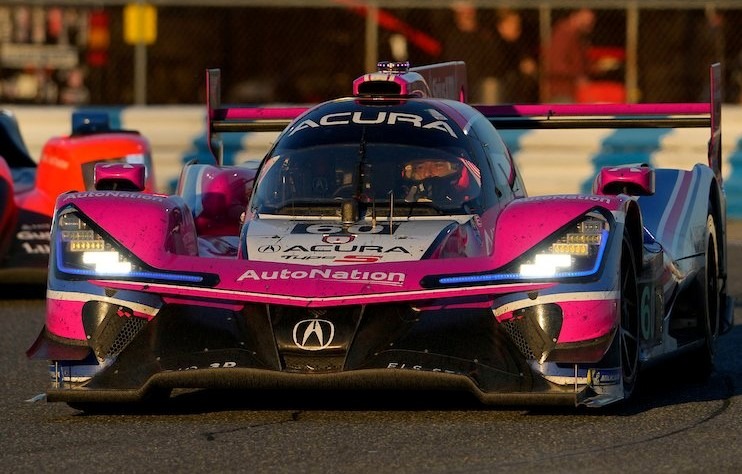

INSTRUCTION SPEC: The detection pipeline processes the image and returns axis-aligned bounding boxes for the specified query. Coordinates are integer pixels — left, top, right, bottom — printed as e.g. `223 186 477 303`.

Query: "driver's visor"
404 159 459 180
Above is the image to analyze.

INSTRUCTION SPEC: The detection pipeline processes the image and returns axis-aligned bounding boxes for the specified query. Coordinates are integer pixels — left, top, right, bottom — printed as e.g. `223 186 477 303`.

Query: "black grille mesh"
501 319 536 360
105 317 147 359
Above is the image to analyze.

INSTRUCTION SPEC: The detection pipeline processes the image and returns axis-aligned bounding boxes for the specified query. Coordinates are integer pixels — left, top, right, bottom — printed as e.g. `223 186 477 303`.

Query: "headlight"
56 211 138 276
435 212 610 286
515 215 608 278
54 209 204 283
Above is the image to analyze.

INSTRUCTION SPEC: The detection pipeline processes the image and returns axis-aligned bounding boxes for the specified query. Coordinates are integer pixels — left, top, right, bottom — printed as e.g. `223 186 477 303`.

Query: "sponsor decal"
524 195 612 204
259 225 421 262
275 255 388 263
291 223 398 235
21 243 49 254
289 111 457 138
20 223 50 230
387 362 458 374
587 368 621 386
427 107 449 121
282 244 410 254
293 318 335 351
17 223 51 255
43 155 70 170
333 255 382 263
61 191 165 201
280 255 336 261
265 227 411 261
17 223 51 240
174 362 238 371
17 230 50 240
237 268 406 286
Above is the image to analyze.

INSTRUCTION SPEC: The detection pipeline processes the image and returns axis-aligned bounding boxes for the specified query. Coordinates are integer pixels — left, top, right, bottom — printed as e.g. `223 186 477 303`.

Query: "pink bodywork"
47 190 626 352
497 299 617 345
492 194 624 267
593 164 655 196
192 166 255 237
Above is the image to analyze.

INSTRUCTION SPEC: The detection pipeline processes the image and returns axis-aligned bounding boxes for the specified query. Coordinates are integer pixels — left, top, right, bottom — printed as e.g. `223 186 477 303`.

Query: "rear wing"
205 63 722 183
475 63 722 182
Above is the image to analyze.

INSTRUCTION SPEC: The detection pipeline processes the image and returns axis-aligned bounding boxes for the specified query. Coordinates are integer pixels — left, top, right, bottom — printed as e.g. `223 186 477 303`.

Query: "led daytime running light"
55 211 203 283
438 229 609 285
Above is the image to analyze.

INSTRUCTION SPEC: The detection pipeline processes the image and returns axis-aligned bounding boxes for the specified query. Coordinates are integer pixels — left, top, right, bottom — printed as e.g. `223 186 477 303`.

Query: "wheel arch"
622 199 644 272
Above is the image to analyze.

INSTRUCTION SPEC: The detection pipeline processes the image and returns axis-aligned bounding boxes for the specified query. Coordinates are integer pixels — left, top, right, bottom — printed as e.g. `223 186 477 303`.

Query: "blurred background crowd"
0 0 740 106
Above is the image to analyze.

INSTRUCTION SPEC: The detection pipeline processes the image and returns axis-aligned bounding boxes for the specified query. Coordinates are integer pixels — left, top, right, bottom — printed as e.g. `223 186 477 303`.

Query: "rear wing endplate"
410 61 467 102
206 68 309 164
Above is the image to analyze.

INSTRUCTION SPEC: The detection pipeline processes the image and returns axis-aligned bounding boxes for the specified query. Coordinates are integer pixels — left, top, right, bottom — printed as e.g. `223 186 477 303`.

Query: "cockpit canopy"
251 99 485 216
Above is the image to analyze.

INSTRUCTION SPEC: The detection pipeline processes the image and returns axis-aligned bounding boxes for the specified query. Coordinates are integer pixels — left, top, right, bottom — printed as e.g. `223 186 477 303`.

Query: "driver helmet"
402 156 480 204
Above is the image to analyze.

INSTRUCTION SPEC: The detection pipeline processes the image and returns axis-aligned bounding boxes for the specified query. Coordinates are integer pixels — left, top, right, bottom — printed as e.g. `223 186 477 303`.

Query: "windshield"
251 142 482 216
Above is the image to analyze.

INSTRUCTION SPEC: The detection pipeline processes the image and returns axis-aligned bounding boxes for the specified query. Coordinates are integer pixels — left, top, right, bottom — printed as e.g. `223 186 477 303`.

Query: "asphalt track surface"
3 239 742 472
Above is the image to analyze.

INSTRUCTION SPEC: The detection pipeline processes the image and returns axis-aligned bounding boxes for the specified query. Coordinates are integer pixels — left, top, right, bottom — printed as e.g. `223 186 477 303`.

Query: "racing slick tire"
685 212 720 380
619 230 641 400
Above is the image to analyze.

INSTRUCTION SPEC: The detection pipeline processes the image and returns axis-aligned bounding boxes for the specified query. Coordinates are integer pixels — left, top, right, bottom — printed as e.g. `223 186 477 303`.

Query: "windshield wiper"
356 127 367 200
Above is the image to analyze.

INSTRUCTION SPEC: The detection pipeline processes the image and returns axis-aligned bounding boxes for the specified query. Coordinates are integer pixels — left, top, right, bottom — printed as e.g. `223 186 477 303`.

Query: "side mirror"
593 163 655 196
94 163 146 191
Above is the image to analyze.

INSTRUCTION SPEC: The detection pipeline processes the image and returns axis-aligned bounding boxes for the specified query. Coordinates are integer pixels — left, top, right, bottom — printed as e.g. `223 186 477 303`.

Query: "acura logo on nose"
258 244 280 253
293 319 335 351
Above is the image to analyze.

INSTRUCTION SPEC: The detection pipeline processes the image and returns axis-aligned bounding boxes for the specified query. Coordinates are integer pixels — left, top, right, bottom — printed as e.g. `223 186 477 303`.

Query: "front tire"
619 231 640 399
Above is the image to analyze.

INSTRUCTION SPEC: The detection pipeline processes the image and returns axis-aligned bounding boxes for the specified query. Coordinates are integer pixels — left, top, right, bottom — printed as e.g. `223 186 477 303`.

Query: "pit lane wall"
8 105 742 218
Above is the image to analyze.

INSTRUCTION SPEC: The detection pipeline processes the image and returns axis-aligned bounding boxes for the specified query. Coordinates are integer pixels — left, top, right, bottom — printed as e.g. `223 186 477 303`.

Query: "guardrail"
8 104 742 217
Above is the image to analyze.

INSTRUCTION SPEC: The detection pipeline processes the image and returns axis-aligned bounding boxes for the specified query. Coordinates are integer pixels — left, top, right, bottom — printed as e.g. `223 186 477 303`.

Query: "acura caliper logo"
293 319 335 351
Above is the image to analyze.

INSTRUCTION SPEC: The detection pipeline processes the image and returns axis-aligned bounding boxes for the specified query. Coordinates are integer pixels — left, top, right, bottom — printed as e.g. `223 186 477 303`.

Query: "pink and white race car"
28 61 733 409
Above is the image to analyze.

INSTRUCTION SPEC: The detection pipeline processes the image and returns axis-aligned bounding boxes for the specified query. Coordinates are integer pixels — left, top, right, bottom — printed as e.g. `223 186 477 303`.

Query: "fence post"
365 3 379 73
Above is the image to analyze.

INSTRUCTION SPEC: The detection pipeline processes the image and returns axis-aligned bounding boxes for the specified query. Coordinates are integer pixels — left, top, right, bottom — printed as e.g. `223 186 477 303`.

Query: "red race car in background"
0 110 155 284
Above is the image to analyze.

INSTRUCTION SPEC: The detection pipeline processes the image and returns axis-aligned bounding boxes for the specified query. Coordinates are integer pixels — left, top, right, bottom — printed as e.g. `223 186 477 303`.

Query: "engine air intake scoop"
353 60 467 102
